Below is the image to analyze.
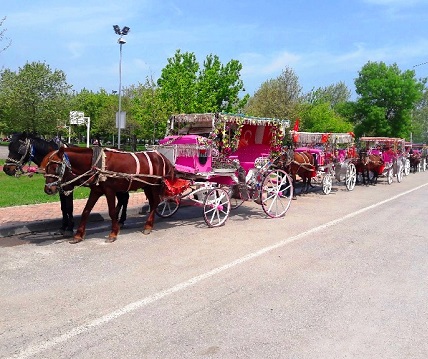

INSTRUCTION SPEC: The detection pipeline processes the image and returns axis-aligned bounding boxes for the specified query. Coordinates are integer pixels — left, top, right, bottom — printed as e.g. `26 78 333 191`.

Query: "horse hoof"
142 228 152 235
105 236 117 243
69 237 83 244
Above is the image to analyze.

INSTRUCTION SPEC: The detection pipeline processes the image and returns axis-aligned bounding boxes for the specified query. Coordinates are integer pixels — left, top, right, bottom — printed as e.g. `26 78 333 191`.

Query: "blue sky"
1 0 428 99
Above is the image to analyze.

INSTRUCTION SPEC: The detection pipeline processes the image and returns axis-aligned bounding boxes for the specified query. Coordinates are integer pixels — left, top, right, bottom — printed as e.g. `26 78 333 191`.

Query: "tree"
0 61 72 134
196 54 248 113
305 82 351 108
157 50 199 114
0 16 11 53
298 102 354 133
353 61 424 138
157 49 248 115
244 66 302 120
411 87 428 143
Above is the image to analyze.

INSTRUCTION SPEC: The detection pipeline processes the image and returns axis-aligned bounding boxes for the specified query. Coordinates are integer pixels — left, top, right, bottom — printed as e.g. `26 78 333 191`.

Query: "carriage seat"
382 151 395 164
231 144 270 173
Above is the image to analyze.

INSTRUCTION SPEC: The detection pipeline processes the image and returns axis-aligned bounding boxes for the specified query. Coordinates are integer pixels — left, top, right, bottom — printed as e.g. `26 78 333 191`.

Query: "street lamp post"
113 25 130 149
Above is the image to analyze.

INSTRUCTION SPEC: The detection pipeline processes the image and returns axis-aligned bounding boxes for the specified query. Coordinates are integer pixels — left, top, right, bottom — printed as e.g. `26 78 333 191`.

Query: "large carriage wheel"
404 158 410 176
156 196 181 217
322 173 332 195
260 169 293 218
345 163 356 191
422 158 427 172
203 188 231 227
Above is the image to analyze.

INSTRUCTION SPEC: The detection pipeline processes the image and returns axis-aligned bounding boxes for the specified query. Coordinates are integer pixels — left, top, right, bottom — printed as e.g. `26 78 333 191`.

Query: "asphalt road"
1 170 428 358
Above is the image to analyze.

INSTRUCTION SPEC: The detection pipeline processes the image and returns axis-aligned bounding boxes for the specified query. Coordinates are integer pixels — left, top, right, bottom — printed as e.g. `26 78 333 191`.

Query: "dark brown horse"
409 151 421 173
3 132 75 235
275 149 316 196
40 146 176 243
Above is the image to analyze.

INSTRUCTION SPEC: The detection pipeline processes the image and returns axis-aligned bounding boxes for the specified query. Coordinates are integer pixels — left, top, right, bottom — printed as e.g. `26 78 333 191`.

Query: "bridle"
5 138 35 176
44 150 97 195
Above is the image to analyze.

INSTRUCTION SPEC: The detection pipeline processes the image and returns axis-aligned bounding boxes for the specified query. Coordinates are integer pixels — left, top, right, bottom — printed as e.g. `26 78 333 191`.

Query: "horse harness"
44 148 170 195
5 138 35 176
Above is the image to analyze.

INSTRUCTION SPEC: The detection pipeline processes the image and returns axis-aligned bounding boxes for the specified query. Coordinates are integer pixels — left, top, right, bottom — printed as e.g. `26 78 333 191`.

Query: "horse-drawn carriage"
152 113 294 227
358 137 405 184
405 142 426 173
288 130 357 195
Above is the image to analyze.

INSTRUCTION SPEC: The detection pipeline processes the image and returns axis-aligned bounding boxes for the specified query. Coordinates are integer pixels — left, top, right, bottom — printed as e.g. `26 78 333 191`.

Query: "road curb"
0 205 149 238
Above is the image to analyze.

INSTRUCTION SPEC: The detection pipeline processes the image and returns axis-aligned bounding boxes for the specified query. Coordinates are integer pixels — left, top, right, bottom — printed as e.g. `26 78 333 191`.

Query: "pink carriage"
152 113 294 227
359 137 406 184
290 131 357 194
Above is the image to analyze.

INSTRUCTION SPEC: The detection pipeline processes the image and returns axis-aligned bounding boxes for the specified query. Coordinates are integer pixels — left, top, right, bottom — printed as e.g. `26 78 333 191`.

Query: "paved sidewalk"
0 192 148 238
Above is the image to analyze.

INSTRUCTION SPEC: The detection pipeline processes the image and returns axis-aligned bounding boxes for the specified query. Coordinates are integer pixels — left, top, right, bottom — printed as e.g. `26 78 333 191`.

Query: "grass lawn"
0 159 90 208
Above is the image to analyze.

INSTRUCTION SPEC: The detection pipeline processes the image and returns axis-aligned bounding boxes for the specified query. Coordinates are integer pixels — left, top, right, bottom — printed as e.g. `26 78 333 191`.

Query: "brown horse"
409 151 421 173
358 150 384 185
275 149 316 196
40 146 176 243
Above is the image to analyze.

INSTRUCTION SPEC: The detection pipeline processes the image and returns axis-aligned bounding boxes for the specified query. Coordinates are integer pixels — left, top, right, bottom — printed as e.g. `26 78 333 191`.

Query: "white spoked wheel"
260 169 293 218
345 163 356 191
203 188 231 227
156 196 181 217
396 163 403 183
387 168 393 184
404 159 410 176
417 162 422 172
422 158 427 172
322 173 332 195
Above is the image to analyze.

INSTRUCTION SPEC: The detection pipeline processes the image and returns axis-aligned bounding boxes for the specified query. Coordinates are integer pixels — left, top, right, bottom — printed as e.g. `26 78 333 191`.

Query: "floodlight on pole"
113 25 130 149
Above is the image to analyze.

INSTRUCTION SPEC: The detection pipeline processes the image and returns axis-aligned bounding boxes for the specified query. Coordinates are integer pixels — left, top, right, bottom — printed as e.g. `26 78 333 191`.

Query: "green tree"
353 61 424 138
157 50 199 114
129 77 169 144
244 66 301 121
298 102 354 133
411 87 428 143
305 82 351 107
157 49 248 115
196 54 248 113
0 61 71 134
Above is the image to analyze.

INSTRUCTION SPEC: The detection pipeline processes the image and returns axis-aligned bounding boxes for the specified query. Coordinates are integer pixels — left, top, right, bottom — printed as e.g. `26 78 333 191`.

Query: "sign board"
116 111 126 129
70 111 85 125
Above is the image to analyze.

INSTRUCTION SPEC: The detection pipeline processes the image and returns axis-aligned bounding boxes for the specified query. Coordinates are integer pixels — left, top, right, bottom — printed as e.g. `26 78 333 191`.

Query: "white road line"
8 183 428 359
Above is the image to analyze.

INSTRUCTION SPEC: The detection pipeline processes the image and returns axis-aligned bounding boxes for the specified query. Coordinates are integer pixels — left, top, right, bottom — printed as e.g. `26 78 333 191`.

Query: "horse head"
3 132 33 176
41 147 70 195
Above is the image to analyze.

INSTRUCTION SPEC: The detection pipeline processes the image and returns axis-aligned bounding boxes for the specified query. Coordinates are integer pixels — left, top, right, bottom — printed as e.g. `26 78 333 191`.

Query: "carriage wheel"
404 159 410 176
322 173 332 195
260 169 293 218
203 188 231 227
422 158 427 172
386 166 392 184
396 163 403 183
345 163 356 191
156 196 181 218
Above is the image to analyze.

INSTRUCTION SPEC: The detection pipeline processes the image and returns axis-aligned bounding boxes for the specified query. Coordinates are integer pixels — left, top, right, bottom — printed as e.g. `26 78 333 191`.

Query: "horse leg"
116 191 130 228
70 188 103 244
142 187 162 235
106 189 121 243
64 193 74 235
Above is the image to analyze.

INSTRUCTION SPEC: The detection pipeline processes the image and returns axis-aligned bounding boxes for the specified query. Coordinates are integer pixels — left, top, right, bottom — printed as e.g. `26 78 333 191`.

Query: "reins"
5 138 35 177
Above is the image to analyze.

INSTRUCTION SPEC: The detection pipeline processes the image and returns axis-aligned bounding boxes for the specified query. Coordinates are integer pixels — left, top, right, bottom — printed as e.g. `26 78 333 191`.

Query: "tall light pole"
113 25 130 149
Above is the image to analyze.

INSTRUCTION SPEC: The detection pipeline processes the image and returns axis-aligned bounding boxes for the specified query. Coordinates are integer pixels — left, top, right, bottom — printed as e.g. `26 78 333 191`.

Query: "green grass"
0 160 90 207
